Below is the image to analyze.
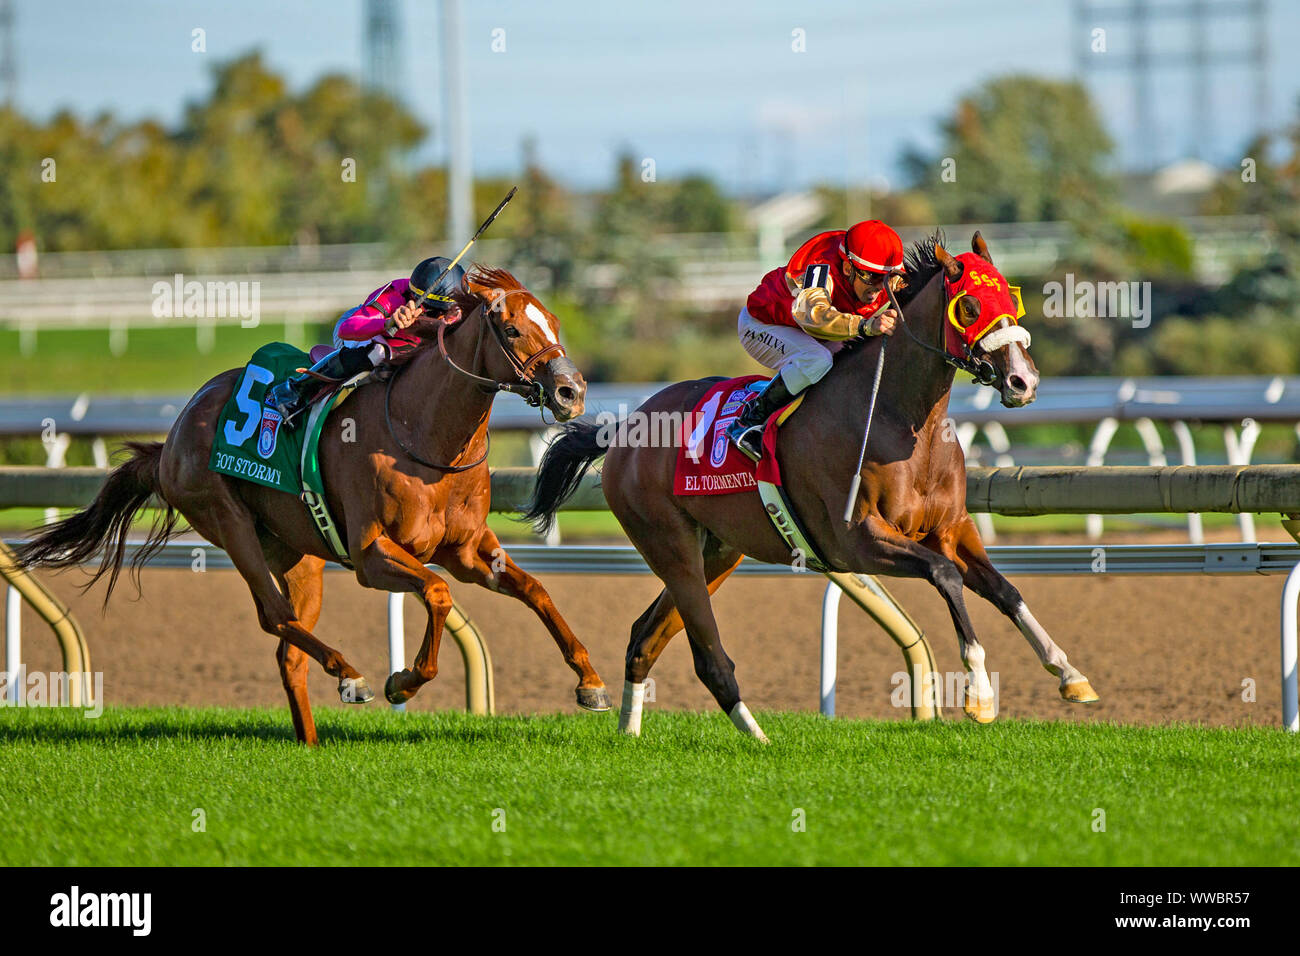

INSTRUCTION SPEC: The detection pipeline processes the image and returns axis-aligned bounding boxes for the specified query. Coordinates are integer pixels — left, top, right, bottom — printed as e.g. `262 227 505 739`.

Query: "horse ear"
935 242 962 280
971 231 993 264
464 276 501 308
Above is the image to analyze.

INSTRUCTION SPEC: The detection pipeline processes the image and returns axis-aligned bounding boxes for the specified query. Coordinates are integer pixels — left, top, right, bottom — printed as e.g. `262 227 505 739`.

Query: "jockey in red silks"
727 219 906 460
267 256 467 425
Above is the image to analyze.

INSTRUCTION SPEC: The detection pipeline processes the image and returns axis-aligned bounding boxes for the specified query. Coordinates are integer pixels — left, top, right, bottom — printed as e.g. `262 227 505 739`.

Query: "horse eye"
504 325 521 338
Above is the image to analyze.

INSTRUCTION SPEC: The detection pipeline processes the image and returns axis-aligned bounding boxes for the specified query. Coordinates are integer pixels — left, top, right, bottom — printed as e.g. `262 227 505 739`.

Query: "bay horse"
15 266 610 744
525 233 1097 741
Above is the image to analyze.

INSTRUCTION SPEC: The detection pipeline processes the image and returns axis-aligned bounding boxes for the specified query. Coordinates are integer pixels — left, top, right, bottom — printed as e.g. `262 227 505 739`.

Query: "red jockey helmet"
840 220 905 275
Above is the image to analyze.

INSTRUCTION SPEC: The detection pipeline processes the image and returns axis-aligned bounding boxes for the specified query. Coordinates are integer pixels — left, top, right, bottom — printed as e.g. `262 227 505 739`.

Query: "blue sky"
11 0 1297 192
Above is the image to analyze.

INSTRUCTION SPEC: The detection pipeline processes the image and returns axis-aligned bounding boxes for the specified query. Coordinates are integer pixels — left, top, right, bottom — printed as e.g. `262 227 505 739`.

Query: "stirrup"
728 421 764 462
266 380 308 427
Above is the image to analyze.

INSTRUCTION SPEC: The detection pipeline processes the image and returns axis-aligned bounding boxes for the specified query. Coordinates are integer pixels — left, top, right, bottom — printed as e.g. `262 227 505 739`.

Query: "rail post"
1282 516 1300 732
821 572 940 721
5 584 19 703
386 593 406 713
444 602 495 715
1282 562 1299 733
384 593 494 716
0 540 93 707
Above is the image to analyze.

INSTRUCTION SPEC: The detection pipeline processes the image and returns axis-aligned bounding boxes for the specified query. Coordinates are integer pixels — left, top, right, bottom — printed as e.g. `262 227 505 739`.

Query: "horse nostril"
556 385 577 405
1008 375 1028 393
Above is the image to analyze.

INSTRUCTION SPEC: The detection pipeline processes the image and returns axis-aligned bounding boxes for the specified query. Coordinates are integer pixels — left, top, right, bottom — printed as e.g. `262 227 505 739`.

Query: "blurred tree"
810 184 936 229
902 75 1116 224
0 50 428 253
0 107 47 249
1125 98 1300 375
1119 314 1299 376
508 136 581 290
279 71 424 244
175 51 289 245
1203 117 1300 239
661 175 732 233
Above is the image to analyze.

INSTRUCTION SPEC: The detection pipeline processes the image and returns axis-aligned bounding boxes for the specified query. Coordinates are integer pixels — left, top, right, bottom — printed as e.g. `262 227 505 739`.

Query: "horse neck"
833 274 955 430
394 306 497 459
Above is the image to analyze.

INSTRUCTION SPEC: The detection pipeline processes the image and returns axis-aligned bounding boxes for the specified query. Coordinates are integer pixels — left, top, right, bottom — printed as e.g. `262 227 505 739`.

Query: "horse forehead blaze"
945 252 1027 348
522 301 558 345
480 280 559 344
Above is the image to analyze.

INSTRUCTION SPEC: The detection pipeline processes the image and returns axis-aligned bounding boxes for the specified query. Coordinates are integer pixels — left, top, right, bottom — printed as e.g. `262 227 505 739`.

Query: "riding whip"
411 185 518 312
842 283 904 525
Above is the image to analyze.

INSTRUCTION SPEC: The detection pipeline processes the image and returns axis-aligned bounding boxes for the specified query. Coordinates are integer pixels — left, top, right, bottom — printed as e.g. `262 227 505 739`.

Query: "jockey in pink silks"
266 256 466 425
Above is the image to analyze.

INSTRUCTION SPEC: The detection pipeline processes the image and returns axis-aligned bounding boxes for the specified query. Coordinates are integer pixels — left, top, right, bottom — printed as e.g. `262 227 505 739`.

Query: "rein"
384 362 491 473
889 277 1001 388
383 294 564 472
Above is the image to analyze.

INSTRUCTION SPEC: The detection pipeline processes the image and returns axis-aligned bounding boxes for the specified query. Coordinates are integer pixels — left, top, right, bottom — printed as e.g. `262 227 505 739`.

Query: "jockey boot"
266 345 379 427
727 373 796 462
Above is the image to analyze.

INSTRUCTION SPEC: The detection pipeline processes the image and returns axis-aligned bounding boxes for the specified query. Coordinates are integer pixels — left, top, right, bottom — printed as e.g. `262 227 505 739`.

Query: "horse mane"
450 263 527 314
897 229 946 308
836 230 946 358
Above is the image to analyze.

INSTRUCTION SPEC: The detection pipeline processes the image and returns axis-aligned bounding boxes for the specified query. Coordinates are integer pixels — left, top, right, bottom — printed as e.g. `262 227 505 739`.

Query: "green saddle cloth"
208 343 317 495
208 342 356 564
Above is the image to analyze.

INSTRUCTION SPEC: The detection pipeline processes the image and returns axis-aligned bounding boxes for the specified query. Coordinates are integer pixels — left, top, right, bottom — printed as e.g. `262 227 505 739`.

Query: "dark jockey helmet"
408 256 466 315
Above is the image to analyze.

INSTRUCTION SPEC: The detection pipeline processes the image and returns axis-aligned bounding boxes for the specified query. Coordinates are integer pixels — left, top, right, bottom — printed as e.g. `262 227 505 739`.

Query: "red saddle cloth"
673 374 788 496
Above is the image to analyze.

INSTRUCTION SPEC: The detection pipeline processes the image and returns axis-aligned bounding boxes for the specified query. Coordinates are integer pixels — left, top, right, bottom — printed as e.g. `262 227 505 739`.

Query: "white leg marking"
1014 602 1085 685
618 682 644 736
728 701 770 744
964 641 996 704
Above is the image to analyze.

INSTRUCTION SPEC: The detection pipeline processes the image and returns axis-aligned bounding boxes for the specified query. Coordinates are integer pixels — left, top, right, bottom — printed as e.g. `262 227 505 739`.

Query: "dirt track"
17 549 1291 729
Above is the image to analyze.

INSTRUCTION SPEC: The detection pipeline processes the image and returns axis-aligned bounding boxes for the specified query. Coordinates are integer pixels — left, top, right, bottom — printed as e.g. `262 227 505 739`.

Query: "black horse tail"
521 420 606 535
11 440 179 605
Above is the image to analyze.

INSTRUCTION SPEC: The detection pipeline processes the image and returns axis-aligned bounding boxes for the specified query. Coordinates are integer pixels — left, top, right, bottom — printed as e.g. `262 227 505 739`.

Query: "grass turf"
0 706 1296 866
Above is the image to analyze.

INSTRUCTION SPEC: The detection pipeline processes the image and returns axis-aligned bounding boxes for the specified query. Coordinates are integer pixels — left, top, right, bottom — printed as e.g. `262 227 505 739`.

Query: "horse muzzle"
544 356 586 421
1000 371 1038 408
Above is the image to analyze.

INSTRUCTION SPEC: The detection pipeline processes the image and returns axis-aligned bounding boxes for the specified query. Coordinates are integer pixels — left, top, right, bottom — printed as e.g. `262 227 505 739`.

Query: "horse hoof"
576 685 611 712
1061 679 1100 703
339 676 373 704
384 672 413 705
963 693 997 724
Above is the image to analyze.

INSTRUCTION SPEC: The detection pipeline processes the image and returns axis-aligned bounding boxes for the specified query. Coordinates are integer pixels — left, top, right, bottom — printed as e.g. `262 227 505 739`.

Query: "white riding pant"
737 307 840 393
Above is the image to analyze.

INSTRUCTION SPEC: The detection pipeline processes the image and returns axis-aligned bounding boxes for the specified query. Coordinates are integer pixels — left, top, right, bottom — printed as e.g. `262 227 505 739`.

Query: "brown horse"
525 233 1097 740
15 266 609 744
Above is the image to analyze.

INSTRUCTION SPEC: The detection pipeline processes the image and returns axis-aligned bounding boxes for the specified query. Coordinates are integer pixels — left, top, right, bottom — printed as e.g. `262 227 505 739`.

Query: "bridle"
384 290 568 472
886 271 1004 389
437 290 567 407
